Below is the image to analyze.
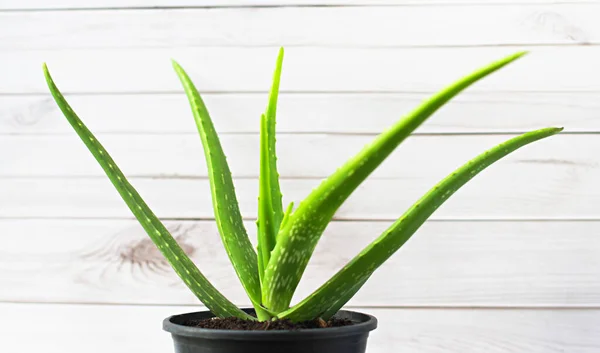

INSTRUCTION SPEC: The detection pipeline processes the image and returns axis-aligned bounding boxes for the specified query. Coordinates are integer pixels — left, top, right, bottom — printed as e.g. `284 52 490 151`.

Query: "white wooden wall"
2 1 600 352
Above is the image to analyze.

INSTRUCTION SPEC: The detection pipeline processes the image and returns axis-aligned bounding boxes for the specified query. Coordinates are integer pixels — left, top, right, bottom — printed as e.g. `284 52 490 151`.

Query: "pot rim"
163 308 378 341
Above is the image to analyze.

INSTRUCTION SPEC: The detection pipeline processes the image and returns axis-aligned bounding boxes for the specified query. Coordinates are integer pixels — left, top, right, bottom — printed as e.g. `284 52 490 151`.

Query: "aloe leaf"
277 202 295 241
264 47 285 230
262 51 528 312
320 276 369 320
43 64 250 320
257 48 285 285
172 61 264 315
257 116 277 281
277 127 563 322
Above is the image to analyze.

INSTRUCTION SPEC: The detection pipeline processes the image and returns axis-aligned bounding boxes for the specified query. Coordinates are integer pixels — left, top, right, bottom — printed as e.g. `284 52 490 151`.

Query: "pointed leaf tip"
491 50 528 70
173 60 263 317
540 126 563 135
42 63 52 82
261 49 533 313
278 126 561 321
171 59 182 70
514 50 528 58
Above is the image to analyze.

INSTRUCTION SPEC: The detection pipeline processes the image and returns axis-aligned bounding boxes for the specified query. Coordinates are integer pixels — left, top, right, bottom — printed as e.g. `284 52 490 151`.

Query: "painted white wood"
0 133 584 178
2 219 599 307
2 303 599 353
1 133 590 220
6 47 598 94
0 1 597 350
2 92 598 134
0 0 594 10
2 164 592 220
0 5 595 50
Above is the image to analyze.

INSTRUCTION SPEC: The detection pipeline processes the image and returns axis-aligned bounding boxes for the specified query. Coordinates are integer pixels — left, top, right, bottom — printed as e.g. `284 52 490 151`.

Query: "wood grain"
0 0 594 10
1 132 591 220
2 166 592 220
0 5 595 50
2 92 598 135
0 133 584 178
0 2 596 351
2 303 599 353
6 47 599 94
2 219 599 306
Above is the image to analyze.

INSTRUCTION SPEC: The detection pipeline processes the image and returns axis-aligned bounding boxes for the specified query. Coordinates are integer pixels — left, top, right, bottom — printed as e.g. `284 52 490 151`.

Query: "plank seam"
1 43 597 52
4 89 600 96
1 216 598 222
0 131 594 137
0 2 596 12
4 91 600 97
2 300 599 310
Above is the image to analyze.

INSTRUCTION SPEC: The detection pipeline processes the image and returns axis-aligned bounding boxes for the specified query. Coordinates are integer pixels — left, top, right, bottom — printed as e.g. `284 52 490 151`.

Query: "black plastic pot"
163 309 378 353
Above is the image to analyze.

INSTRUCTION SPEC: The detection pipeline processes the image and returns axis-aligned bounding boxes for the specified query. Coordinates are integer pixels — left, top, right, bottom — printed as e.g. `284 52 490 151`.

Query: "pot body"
163 309 377 353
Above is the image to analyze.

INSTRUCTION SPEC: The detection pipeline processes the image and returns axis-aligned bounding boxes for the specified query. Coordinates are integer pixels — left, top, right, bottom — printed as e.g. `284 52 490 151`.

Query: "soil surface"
183 316 354 331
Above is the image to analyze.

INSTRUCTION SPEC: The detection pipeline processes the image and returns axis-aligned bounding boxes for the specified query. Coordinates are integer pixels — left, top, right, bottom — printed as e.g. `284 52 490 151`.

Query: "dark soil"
183 316 354 331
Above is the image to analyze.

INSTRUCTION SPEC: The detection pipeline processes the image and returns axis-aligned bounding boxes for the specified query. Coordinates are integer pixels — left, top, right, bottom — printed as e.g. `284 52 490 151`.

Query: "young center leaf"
262 51 528 313
43 64 251 320
257 48 285 284
171 61 265 317
278 127 563 322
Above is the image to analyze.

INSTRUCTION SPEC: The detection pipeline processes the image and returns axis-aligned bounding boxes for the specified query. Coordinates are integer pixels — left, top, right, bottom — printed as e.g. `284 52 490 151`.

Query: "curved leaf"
278 127 563 322
258 47 285 286
172 61 263 314
262 51 528 312
44 64 250 319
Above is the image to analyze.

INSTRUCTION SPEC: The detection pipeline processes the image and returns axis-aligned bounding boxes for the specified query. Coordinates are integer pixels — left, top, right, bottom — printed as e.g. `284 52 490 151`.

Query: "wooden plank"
2 219 599 307
5 47 599 94
1 133 592 220
0 1 594 10
0 5 597 50
2 153 594 219
2 303 599 353
0 133 587 178
2 92 598 134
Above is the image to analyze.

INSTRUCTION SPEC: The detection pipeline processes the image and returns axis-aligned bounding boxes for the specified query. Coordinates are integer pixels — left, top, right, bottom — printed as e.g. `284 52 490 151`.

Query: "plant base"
163 309 378 353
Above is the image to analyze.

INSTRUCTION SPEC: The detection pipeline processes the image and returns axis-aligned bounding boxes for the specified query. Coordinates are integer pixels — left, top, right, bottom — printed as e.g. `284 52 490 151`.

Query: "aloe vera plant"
44 49 562 322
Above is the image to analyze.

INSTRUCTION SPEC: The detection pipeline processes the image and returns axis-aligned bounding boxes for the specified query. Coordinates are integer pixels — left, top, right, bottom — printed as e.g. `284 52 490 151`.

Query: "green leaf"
262 51 529 312
257 47 285 286
171 61 264 315
43 64 251 320
277 202 295 242
320 276 369 320
278 127 563 322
